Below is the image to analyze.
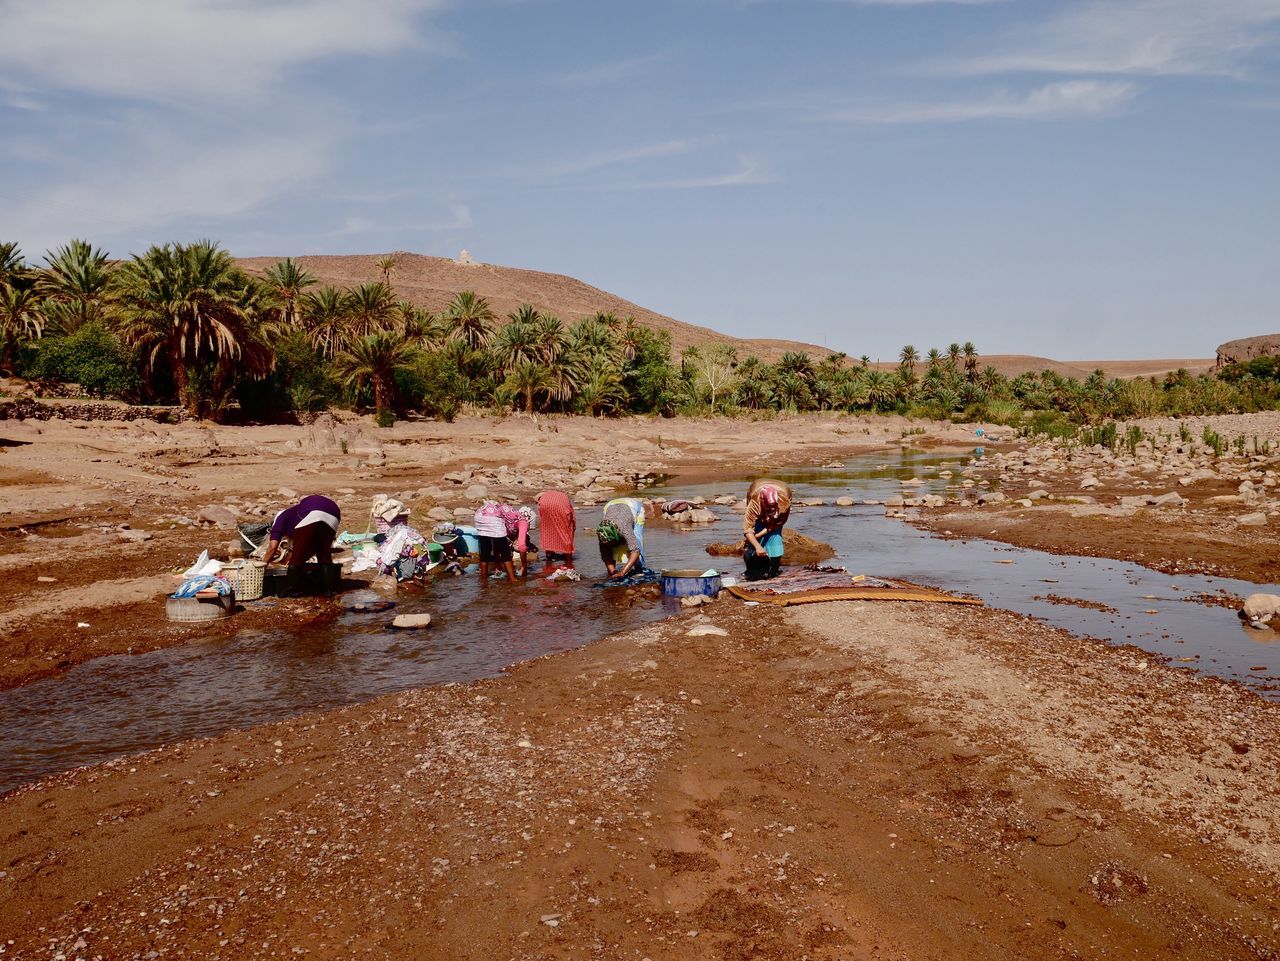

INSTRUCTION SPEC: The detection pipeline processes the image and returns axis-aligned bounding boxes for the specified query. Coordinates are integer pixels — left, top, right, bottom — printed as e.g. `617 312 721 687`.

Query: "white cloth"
474 512 507 538
297 510 340 531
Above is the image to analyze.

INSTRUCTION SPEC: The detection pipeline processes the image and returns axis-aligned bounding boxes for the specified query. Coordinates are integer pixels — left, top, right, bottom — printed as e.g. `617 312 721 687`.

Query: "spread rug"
726 565 981 607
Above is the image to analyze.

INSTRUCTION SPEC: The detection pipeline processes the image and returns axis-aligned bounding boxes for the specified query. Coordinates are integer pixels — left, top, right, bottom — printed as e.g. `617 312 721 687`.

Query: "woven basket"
166 592 235 622
224 561 265 601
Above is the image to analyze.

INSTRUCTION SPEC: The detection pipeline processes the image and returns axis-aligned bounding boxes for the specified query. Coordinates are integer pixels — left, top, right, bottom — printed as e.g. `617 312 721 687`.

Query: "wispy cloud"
823 79 1137 123
942 0 1280 77
520 140 695 178
322 205 474 238
0 0 450 103
619 156 771 190
549 49 675 89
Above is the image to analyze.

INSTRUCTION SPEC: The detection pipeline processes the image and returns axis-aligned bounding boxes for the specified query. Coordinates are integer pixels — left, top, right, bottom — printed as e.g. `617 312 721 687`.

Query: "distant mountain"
236 251 832 363
237 251 1215 378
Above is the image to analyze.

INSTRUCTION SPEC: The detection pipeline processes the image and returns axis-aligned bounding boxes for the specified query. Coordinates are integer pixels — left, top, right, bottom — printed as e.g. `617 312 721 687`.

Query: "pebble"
391 613 432 629
37 575 57 583
686 625 728 637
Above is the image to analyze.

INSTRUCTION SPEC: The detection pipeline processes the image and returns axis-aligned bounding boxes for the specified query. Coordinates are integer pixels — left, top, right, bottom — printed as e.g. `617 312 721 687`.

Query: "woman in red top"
535 490 576 571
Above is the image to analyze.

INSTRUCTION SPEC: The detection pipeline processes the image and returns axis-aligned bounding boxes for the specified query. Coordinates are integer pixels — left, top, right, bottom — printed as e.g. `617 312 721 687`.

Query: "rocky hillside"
236 252 830 363
1215 334 1280 370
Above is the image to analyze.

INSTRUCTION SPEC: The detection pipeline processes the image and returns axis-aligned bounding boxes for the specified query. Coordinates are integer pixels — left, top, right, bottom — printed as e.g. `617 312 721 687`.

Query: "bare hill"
1215 334 1280 370
236 252 830 363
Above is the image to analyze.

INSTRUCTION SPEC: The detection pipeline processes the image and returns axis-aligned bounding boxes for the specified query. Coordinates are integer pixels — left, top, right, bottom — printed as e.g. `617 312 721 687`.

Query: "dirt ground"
3 600 1278 960
4 410 1280 959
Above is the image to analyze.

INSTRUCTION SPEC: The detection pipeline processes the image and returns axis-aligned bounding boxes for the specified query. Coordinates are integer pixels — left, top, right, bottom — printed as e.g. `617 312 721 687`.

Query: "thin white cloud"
549 49 675 89
0 0 449 103
824 79 1136 123
943 0 1280 77
523 140 695 178
321 204 474 238
4 130 335 254
620 156 771 190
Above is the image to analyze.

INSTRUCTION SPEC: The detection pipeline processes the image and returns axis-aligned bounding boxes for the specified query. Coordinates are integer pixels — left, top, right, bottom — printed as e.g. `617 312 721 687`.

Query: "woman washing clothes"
261 493 342 595
474 500 536 584
598 496 646 580
742 478 791 581
372 499 431 581
535 489 576 571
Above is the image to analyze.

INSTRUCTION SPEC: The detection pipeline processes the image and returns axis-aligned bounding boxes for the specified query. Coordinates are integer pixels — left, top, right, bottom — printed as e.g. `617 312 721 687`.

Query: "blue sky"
3 0 1279 360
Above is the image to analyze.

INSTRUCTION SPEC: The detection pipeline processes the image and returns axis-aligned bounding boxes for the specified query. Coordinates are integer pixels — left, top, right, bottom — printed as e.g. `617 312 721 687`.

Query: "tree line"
2 238 1277 427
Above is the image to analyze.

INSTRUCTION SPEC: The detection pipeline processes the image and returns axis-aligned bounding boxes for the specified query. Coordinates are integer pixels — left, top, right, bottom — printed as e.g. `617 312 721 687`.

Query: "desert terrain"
2 408 1280 959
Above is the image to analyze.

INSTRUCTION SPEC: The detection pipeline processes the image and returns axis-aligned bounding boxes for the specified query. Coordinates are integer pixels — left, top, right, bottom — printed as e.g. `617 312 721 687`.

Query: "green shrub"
22 322 141 399
376 408 396 428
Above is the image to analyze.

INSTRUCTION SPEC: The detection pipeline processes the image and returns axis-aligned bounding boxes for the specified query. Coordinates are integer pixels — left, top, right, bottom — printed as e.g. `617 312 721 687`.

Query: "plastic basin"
661 569 723 598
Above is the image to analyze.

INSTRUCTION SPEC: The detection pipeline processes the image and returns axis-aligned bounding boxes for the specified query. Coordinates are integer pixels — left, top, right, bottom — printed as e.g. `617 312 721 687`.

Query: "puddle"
1 450 1275 794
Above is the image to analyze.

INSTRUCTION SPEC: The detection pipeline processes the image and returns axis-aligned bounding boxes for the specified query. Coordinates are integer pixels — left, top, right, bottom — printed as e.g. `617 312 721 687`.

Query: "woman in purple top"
262 494 341 595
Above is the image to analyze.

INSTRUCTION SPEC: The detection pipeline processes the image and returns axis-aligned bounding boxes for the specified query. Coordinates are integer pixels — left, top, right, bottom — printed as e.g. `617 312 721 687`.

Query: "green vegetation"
5 235 1280 427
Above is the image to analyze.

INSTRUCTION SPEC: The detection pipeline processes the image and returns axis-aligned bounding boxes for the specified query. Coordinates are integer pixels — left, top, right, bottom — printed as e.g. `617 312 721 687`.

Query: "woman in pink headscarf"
743 478 792 581
535 490 576 571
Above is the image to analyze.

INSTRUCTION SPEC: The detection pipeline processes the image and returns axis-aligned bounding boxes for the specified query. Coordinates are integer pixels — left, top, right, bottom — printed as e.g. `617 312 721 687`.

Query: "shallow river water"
1 449 1277 793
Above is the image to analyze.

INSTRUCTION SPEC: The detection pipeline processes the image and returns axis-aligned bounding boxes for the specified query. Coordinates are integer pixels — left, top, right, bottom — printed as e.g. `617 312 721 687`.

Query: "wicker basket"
166 592 235 622
223 561 265 601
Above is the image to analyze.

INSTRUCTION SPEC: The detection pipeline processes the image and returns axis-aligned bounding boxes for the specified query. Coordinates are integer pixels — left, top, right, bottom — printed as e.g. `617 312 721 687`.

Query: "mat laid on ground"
726 566 981 607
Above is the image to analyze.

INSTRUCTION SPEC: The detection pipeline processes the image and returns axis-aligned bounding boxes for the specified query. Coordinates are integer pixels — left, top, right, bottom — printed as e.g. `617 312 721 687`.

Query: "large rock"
196 505 239 529
464 483 489 501
1216 333 1280 370
427 507 454 522
977 491 1007 505
1152 491 1185 508
392 613 432 629
1238 512 1268 527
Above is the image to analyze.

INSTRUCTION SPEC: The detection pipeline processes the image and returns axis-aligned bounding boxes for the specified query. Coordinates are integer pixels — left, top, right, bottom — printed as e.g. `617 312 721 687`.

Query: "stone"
337 487 357 495
1238 512 1267 527
428 507 454 522
921 494 947 508
277 487 300 499
442 471 472 485
391 613 432 629
977 491 1007 505
682 508 718 524
1079 475 1101 490
196 505 239 529
454 507 474 521
118 530 152 543
835 497 856 507
713 495 737 506
680 594 713 608
36 575 57 583
464 483 489 501
799 498 825 507
686 625 729 637
1152 492 1185 508
884 495 905 508
1015 498 1034 508
1027 489 1049 500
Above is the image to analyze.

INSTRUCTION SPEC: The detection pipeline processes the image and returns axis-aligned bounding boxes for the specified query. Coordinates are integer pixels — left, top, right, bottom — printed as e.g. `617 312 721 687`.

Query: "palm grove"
2 239 1277 428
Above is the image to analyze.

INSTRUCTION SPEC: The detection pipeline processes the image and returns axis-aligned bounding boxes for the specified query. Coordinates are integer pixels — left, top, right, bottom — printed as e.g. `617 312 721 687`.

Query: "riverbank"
0 411 987 690
3 598 1278 959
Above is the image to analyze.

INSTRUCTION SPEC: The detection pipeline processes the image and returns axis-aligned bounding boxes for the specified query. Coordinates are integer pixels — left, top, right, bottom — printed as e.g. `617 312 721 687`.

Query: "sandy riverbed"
3 410 1280 958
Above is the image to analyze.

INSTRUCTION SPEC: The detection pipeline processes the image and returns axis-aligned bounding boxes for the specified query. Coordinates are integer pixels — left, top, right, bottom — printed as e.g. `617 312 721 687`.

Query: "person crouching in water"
743 479 791 581
535 489 576 572
598 497 645 580
474 500 534 584
262 494 342 595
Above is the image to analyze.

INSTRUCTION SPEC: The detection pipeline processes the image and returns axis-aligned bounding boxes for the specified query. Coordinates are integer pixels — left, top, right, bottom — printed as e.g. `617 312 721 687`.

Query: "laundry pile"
173 551 233 598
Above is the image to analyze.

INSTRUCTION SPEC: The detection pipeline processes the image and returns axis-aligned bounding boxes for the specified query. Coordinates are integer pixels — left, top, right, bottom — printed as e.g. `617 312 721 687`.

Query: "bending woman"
262 494 342 595
535 489 576 570
598 497 645 579
742 479 791 581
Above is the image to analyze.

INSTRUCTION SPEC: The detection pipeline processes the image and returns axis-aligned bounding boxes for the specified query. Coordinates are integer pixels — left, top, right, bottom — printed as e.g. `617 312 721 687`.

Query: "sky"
2 0 1279 361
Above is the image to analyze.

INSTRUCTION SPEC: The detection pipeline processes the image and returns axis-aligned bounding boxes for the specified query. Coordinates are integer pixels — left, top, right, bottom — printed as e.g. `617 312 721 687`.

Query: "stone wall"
0 398 189 423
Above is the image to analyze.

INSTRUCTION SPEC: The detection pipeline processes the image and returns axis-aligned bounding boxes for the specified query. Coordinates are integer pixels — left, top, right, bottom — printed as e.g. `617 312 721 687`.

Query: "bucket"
166 592 235 622
223 560 265 601
661 569 722 598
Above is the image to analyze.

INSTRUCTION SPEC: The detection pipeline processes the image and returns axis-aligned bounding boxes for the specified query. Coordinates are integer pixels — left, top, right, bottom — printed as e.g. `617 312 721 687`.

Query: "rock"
835 496 856 507
453 507 474 521
36 575 57 583
428 507 454 522
464 483 489 501
227 540 247 558
681 508 718 524
391 613 432 629
901 477 924 486
1238 512 1268 527
1079 475 1101 490
1209 494 1242 504
1027 489 1049 500
921 494 947 508
118 530 152 543
1015 498 1034 508
799 498 825 507
713 495 738 506
1152 492 1185 508
337 487 357 495
196 505 239 529
884 495 905 508
277 486 300 500
686 625 729 637
442 471 472 485
680 594 713 608
977 491 1007 505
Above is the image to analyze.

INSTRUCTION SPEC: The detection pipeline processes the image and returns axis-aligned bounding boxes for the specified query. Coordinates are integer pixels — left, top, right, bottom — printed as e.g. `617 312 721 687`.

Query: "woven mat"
727 582 982 607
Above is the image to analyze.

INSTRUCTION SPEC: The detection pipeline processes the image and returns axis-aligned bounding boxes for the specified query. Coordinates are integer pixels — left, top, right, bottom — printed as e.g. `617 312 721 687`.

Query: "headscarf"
596 520 622 544
758 484 780 521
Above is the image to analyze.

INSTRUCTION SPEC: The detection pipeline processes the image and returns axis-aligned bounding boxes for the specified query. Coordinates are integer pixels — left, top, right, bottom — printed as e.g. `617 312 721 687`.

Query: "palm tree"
0 242 25 288
301 285 346 359
335 330 415 417
342 282 396 341
0 281 43 373
504 358 554 413
898 345 918 379
376 254 399 287
926 348 943 373
962 342 978 382
507 303 541 328
112 240 261 414
860 354 871 370
618 316 643 361
444 290 496 350
492 317 540 373
864 369 895 411
947 342 962 372
260 258 316 332
575 355 625 416
38 239 114 335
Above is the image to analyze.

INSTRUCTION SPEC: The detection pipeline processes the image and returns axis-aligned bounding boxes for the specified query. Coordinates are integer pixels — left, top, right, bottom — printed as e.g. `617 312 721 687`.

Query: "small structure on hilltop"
1216 333 1280 370
455 249 478 266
